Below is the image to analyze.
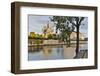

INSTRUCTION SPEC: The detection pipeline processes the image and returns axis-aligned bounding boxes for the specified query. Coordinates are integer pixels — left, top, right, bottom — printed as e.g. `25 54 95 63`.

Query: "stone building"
42 23 55 38
70 32 85 40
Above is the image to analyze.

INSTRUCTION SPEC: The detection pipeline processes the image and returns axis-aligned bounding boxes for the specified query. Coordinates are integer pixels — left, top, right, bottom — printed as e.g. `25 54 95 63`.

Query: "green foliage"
52 34 58 39
50 16 67 33
59 30 68 42
47 34 58 39
34 40 42 45
48 34 53 39
67 17 85 27
50 16 75 45
29 33 44 39
50 16 85 47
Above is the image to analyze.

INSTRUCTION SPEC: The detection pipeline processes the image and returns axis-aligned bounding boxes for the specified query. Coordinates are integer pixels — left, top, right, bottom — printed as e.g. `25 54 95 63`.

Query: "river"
28 43 88 61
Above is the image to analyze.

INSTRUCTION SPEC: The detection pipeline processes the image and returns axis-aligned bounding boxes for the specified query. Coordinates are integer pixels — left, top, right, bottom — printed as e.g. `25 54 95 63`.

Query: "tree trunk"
76 26 79 55
68 35 70 47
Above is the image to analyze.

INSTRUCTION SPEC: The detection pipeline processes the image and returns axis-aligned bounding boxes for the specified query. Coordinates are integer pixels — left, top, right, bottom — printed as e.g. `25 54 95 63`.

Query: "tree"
65 22 75 46
50 16 67 33
67 17 85 56
50 16 75 46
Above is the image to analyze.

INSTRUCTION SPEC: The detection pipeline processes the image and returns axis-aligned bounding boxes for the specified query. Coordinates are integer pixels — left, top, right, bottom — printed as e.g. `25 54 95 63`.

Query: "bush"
48 34 53 39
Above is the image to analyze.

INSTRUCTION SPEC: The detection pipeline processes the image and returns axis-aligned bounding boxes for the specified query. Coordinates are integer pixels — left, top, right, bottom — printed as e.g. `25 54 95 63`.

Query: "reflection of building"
42 23 55 38
43 46 52 58
70 32 85 40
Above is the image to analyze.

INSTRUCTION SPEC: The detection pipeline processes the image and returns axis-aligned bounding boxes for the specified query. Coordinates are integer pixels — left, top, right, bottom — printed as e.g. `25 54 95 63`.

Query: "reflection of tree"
28 46 42 52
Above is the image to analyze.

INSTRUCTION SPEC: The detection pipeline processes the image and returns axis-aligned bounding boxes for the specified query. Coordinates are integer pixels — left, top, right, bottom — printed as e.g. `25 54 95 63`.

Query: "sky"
28 15 88 37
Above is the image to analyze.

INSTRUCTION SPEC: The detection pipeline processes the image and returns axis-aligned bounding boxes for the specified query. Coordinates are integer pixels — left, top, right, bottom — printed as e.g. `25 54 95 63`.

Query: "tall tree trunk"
68 35 70 47
76 26 79 55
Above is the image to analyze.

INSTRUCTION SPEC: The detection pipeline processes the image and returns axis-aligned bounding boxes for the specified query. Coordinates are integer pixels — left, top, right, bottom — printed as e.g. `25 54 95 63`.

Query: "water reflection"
28 44 88 61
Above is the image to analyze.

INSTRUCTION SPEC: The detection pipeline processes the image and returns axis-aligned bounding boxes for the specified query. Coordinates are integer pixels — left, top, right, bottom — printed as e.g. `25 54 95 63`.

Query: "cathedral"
42 23 55 38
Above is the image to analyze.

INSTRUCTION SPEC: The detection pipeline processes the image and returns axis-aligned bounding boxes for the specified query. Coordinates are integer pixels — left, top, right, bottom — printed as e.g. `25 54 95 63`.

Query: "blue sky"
28 15 88 37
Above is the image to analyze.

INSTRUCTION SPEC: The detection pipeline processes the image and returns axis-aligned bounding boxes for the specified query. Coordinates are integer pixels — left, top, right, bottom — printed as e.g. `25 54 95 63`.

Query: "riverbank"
28 40 87 47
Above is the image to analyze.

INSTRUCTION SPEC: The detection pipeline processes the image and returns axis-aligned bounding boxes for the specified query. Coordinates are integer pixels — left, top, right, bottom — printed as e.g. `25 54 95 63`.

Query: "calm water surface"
28 44 87 61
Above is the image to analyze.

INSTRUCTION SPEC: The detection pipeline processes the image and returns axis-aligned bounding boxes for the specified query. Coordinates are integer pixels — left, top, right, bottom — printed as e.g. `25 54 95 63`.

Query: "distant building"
70 32 85 40
42 23 55 38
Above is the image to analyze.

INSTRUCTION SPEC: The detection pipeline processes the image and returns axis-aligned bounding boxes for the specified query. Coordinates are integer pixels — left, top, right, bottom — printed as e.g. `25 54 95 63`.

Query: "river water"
28 43 88 61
